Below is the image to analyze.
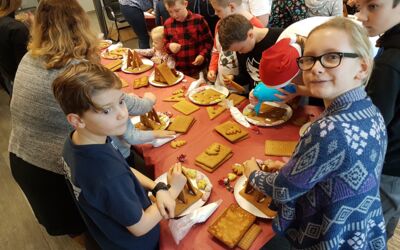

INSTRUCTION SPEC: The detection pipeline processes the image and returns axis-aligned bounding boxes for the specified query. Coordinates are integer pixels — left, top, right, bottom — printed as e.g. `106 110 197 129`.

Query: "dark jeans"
261 234 292 250
155 0 169 25
9 152 86 236
120 4 150 49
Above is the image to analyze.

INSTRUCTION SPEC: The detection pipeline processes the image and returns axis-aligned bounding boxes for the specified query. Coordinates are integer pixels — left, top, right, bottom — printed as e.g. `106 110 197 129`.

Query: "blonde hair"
29 0 99 69
210 0 242 7
0 0 21 16
308 17 373 84
151 26 164 40
164 0 185 7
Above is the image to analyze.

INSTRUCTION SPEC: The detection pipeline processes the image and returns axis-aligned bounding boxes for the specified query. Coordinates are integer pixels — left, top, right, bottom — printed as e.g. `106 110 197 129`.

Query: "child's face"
166 1 189 22
211 3 232 19
302 28 366 104
152 35 164 50
80 88 128 137
227 30 255 54
356 0 400 37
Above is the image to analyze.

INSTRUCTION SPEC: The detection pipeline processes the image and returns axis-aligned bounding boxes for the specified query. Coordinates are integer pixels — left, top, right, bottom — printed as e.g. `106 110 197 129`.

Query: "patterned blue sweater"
249 87 388 250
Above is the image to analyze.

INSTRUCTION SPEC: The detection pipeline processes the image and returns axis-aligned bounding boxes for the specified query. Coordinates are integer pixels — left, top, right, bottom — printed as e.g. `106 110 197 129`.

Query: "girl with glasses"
243 17 388 249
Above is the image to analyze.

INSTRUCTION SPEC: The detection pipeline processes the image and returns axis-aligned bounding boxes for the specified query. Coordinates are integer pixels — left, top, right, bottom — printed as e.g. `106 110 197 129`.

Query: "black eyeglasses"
297 52 359 71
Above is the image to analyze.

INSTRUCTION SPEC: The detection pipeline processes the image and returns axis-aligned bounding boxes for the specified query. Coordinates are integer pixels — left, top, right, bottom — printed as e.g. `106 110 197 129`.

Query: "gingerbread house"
239 162 279 217
154 62 179 85
138 108 161 130
127 50 143 69
168 170 202 216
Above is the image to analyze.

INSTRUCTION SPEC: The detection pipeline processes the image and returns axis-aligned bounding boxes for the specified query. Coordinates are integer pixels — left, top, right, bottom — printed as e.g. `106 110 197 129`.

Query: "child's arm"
134 47 155 58
208 25 220 82
196 16 214 62
125 93 156 116
123 120 155 145
243 125 349 203
127 164 186 236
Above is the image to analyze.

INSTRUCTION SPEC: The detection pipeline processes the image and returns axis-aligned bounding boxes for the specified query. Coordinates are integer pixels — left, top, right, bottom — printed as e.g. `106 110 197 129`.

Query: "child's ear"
247 29 254 40
66 113 86 129
354 58 369 81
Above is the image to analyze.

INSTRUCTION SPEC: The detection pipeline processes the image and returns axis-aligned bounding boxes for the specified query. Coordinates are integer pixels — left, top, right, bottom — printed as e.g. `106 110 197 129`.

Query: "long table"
103 58 322 250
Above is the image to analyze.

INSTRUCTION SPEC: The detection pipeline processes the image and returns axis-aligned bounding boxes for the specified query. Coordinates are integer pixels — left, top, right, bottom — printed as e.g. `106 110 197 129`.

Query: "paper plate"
121 58 154 74
234 175 274 219
188 85 229 105
99 40 112 50
101 47 129 60
148 70 184 87
243 102 293 127
154 169 212 216
130 112 170 131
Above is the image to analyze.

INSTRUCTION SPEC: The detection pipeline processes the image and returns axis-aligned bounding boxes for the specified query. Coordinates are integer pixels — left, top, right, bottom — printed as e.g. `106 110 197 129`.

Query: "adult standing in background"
119 0 152 48
0 0 29 94
305 0 343 17
241 0 271 27
9 0 99 237
154 0 169 25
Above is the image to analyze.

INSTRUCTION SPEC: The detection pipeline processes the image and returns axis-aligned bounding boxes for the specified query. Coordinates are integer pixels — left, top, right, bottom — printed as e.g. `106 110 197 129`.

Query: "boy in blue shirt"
52 61 186 249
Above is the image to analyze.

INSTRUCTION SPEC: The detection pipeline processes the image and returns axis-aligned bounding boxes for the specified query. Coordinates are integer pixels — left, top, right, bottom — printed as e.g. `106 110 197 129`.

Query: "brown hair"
53 62 122 116
394 0 400 7
164 0 185 7
210 0 242 7
218 14 253 51
0 0 21 16
308 17 373 83
29 0 99 69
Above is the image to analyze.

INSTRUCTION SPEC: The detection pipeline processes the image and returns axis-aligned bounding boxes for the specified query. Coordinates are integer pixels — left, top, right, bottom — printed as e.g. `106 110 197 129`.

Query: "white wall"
78 0 96 12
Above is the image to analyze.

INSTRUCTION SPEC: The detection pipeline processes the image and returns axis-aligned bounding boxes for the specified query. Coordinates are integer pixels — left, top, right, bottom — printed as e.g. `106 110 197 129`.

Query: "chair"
102 0 126 42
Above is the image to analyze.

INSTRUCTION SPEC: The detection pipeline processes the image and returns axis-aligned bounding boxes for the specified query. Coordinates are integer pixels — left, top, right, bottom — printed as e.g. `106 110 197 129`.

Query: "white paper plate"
243 102 293 127
148 70 184 87
299 121 312 137
121 58 154 74
130 112 170 131
154 169 212 216
188 85 229 105
99 39 112 50
234 175 274 219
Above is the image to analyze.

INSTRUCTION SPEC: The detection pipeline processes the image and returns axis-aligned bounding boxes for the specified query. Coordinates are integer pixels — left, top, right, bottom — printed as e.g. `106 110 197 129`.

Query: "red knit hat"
259 38 301 89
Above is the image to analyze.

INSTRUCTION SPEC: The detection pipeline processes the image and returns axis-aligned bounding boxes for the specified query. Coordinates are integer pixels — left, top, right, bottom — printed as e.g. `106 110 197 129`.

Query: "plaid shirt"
164 11 213 76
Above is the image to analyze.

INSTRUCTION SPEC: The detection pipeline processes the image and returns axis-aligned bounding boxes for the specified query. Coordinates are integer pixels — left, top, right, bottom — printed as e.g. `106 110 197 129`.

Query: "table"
102 58 322 250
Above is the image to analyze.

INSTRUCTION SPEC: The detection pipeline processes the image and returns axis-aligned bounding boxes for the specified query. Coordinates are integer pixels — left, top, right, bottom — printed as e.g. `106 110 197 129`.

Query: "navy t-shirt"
62 133 159 249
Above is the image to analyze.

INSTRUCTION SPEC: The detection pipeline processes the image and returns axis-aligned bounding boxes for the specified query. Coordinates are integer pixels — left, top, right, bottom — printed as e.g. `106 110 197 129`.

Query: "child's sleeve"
135 48 155 58
123 120 155 145
248 121 349 203
99 174 145 227
197 17 214 58
163 21 173 54
125 95 154 116
209 25 220 73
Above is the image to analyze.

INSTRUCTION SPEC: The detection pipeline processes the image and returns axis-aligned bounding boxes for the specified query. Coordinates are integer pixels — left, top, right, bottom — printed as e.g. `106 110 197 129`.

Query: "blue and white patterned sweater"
249 87 388 250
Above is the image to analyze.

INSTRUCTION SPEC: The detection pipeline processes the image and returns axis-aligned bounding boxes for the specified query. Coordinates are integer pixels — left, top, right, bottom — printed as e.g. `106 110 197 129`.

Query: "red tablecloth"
102 58 322 250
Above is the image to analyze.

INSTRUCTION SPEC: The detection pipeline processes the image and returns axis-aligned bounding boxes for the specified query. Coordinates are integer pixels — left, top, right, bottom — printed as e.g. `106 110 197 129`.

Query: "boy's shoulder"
376 48 400 72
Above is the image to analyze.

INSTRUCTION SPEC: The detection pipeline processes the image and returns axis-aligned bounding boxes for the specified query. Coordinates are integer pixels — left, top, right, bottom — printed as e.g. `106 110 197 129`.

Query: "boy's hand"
153 130 176 138
143 92 156 104
169 43 181 54
155 190 175 219
192 55 204 66
243 157 260 178
207 70 217 82
249 89 258 105
274 88 298 103
167 163 187 199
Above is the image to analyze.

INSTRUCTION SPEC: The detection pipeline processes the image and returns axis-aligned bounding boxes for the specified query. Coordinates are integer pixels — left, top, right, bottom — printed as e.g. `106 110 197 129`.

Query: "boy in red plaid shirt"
163 0 213 77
